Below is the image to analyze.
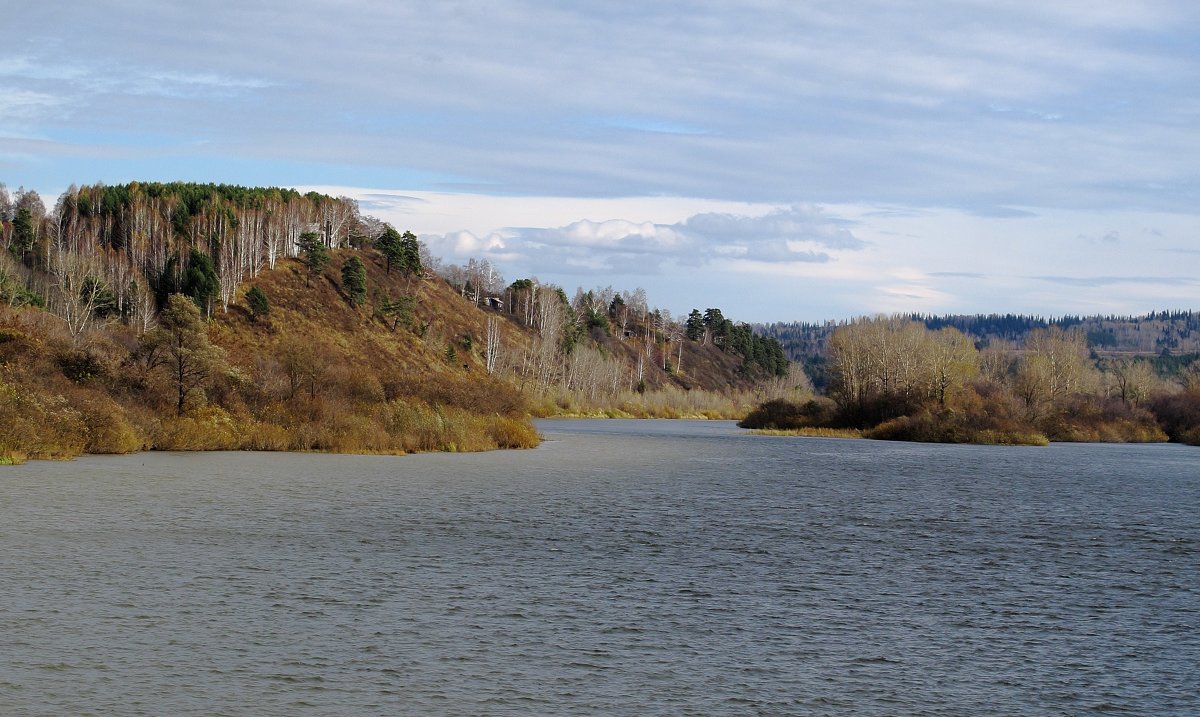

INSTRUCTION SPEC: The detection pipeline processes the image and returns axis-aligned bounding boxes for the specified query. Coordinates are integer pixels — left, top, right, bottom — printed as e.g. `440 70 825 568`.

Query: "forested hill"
760 312 1200 363
0 180 792 461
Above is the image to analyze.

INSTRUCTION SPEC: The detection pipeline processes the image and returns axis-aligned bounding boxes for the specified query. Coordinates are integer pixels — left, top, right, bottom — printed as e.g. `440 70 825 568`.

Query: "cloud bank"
422 205 865 275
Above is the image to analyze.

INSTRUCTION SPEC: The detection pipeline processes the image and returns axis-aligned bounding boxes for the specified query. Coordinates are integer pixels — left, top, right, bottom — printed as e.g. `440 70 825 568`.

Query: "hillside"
0 180 794 462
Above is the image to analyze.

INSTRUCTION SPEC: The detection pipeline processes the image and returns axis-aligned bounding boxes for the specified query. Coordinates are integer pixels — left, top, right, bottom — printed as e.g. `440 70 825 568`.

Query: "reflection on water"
2 420 1197 715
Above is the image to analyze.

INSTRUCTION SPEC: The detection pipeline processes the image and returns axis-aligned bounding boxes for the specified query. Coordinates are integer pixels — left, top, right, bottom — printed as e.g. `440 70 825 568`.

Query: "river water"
1 419 1197 716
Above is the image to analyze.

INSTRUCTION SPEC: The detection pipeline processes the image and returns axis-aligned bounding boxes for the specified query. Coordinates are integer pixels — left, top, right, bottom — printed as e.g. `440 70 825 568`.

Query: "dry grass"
748 427 864 439
532 385 758 420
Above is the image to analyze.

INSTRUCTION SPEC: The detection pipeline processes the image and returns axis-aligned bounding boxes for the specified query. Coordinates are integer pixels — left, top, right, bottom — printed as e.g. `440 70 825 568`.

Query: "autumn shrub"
239 421 291 451
57 349 107 384
153 406 242 450
1149 390 1200 444
536 384 752 419
488 415 541 449
329 364 386 404
309 411 394 453
0 378 88 460
750 426 864 439
385 400 448 452
413 372 527 416
1041 396 1167 443
619 386 751 418
76 395 144 454
866 410 1049 446
738 398 835 429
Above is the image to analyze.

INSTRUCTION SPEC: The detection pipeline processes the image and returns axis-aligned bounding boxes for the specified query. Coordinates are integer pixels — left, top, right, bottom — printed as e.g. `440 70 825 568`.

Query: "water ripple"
1 420 1197 715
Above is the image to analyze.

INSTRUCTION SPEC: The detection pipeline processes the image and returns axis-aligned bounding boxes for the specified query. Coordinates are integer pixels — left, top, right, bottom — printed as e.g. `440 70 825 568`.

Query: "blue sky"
3 0 1198 322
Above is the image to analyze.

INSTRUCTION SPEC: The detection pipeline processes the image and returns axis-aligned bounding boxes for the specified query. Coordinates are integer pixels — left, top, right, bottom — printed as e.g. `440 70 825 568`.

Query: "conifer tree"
140 294 225 415
341 256 367 306
297 231 329 287
182 248 219 317
246 285 269 322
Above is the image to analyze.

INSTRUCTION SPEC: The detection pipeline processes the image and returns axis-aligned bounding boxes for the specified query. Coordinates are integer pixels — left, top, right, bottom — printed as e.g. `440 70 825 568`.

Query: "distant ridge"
759 311 1200 359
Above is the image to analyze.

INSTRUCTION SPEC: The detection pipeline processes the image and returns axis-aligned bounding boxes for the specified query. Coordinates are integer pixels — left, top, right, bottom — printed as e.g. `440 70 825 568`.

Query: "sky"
3 0 1198 323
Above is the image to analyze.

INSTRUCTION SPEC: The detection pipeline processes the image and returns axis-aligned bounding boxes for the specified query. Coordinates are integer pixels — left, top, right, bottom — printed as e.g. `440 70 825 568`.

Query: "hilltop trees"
685 309 705 341
377 225 421 276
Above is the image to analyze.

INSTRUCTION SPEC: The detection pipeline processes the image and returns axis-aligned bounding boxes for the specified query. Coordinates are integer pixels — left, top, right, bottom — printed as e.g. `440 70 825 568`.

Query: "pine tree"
297 232 329 287
341 256 367 306
376 225 404 275
686 309 705 341
246 285 269 322
140 294 225 415
182 249 218 317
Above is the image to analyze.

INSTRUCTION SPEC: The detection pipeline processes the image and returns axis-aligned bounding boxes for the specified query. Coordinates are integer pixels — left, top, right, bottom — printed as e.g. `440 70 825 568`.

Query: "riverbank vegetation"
741 315 1200 446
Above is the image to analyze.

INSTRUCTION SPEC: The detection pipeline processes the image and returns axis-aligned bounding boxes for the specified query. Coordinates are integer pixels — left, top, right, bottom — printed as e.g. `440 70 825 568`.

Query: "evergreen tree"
10 207 36 257
400 230 422 275
379 294 415 331
376 225 404 275
686 309 705 341
140 294 225 415
375 226 421 275
182 248 218 316
246 285 269 322
341 256 367 306
297 231 329 287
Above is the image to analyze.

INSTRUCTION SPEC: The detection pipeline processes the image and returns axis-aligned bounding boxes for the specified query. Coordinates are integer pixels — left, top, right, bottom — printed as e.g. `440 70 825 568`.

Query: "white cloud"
0 89 66 121
418 204 864 276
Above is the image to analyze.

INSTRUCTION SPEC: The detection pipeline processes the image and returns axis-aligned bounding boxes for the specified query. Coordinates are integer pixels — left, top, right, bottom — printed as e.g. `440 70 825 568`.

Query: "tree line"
742 315 1200 445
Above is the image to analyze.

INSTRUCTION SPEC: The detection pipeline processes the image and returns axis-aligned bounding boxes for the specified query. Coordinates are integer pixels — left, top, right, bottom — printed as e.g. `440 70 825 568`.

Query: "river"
2 419 1197 715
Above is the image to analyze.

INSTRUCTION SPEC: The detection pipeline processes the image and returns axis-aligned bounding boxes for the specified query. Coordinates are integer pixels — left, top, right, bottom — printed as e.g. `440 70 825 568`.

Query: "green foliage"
376 225 422 275
10 207 36 257
297 232 329 286
341 256 368 306
378 294 415 331
0 259 42 308
245 285 269 321
141 294 225 415
608 294 625 318
182 248 218 315
157 254 180 308
401 230 422 275
376 225 404 275
685 309 705 341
